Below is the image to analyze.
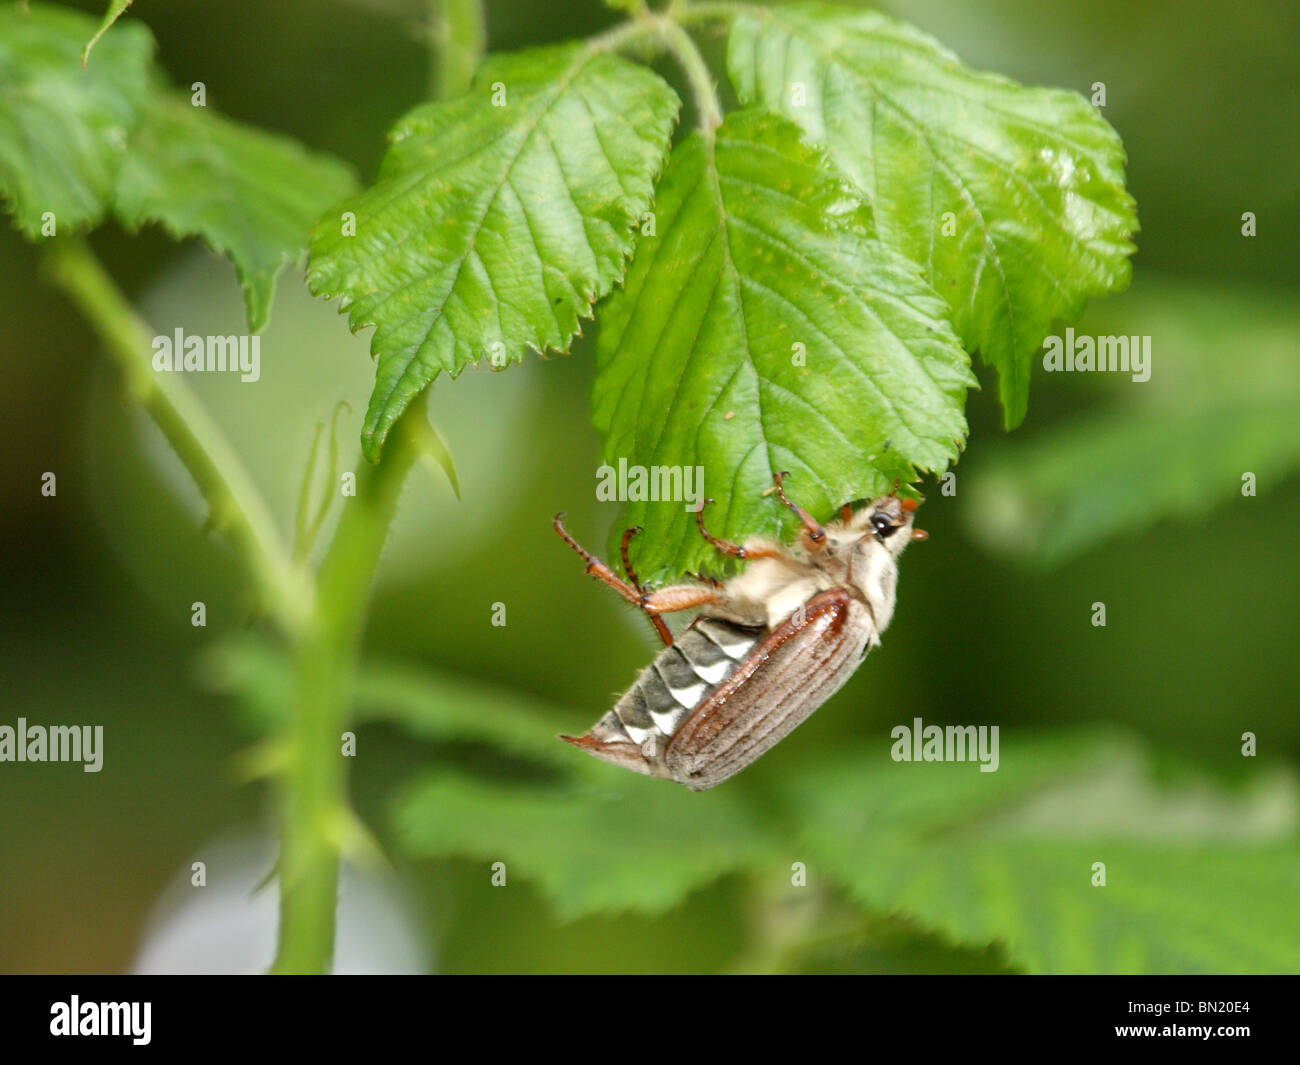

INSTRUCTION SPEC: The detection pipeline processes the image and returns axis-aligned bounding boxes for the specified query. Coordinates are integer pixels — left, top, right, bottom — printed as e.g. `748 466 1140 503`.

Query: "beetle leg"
695 499 784 560
621 526 677 645
640 583 724 614
772 471 826 547
620 526 646 590
554 514 675 646
554 514 642 605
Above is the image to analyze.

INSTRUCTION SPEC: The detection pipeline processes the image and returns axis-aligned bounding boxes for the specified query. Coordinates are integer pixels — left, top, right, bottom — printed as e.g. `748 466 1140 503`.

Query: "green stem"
267 0 489 976
429 0 486 99
656 15 722 131
726 876 874 974
588 11 723 133
41 239 311 637
675 1 755 25
270 420 419 973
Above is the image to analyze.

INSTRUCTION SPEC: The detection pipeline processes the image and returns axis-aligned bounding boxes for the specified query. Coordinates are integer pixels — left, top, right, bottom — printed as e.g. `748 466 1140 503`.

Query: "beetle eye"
870 512 893 535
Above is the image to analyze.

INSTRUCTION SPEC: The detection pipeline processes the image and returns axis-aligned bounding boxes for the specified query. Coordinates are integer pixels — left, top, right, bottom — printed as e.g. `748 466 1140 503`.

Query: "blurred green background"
1 0 1297 973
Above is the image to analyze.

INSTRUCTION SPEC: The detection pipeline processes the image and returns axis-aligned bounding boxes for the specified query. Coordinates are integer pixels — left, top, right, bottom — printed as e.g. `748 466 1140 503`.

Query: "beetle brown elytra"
555 473 924 790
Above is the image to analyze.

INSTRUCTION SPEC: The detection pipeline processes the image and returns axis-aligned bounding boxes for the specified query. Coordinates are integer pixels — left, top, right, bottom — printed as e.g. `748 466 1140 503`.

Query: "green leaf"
114 89 357 332
776 731 1300 973
0 2 152 235
727 3 1138 427
968 400 1300 566
351 658 575 771
855 841 1300 974
593 109 973 582
201 636 571 768
395 769 775 919
963 281 1300 565
308 43 680 462
81 0 134 66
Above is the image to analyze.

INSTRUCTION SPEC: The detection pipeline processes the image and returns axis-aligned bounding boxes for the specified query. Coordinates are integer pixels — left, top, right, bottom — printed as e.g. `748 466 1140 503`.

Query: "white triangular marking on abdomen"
666 680 708 708
710 632 754 659
693 659 731 685
650 707 685 733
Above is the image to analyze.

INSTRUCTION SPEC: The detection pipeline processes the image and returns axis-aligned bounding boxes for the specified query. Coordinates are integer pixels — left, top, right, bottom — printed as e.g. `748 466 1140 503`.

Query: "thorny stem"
270 421 419 973
268 0 486 977
264 0 490 976
45 0 489 977
40 239 312 638
40 234 397 975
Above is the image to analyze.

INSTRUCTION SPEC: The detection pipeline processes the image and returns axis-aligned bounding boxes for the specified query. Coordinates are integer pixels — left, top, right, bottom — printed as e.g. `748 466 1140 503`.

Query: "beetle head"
851 491 926 556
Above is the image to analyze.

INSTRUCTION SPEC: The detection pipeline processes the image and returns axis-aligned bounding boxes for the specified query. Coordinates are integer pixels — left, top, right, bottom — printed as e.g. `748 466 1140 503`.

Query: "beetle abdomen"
562 619 765 776
615 619 762 747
